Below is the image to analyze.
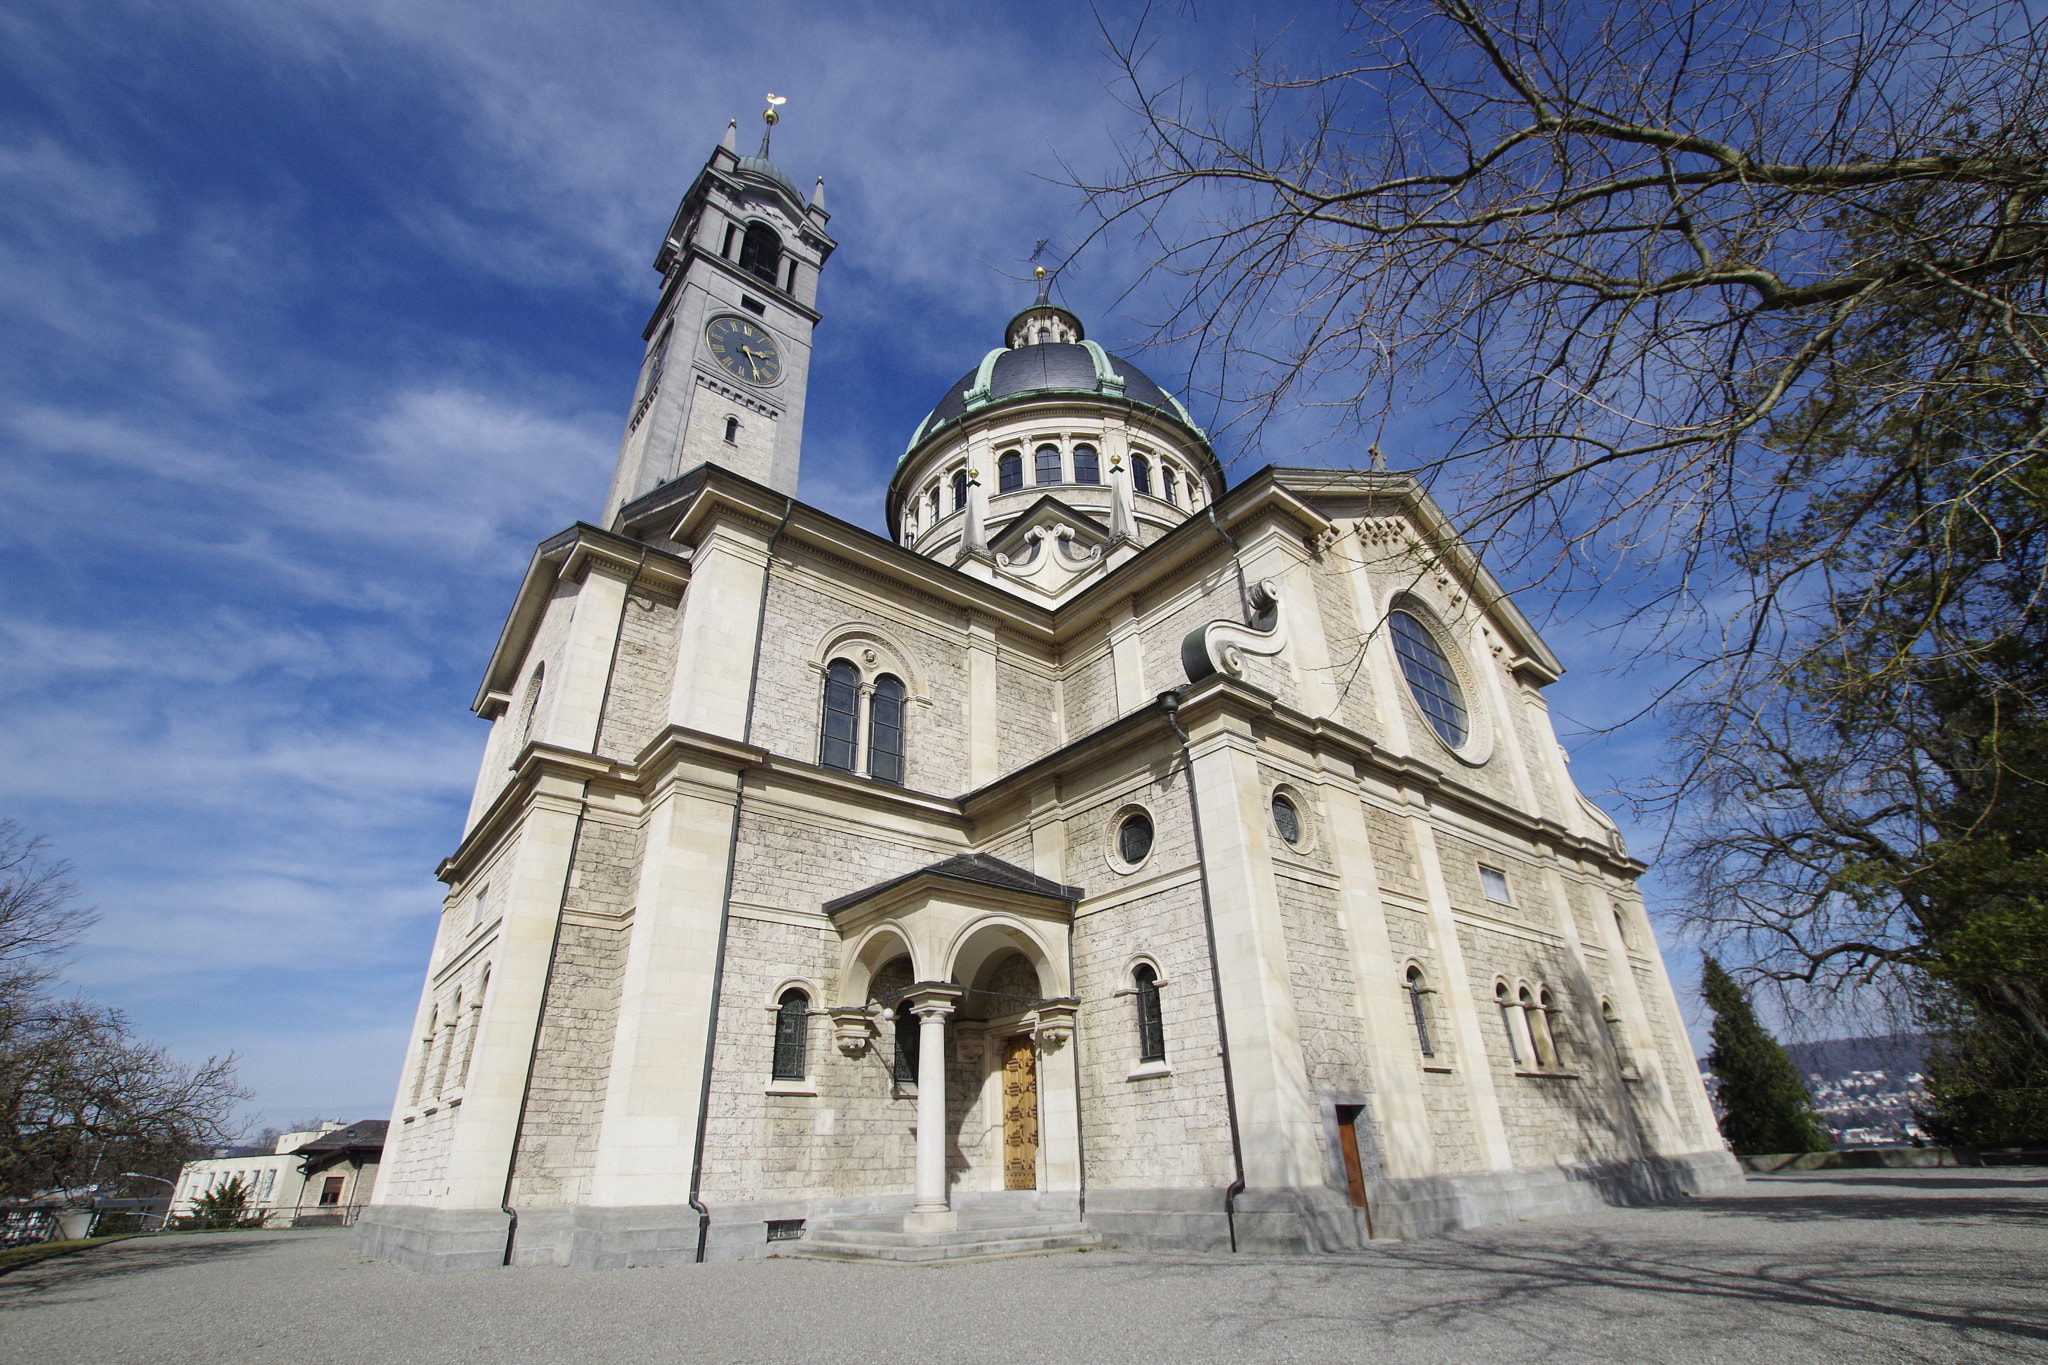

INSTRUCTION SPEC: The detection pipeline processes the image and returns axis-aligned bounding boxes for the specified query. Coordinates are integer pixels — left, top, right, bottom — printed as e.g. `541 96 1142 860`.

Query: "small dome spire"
810 176 826 211
720 119 737 153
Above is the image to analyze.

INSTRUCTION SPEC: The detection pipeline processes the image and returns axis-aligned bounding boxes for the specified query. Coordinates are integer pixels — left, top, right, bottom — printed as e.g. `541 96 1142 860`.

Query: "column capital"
904 983 962 1019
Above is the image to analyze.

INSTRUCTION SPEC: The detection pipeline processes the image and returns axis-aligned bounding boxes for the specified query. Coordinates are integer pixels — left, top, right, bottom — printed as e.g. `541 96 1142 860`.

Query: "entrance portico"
822 855 1083 1229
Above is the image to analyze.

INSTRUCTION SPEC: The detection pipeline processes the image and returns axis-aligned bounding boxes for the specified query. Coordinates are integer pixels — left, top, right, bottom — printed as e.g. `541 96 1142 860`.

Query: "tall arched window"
998 451 1023 492
1530 988 1560 1069
1133 963 1166 1063
1602 1000 1631 1070
1405 966 1435 1058
1131 454 1152 495
867 675 906 785
773 989 810 1081
1495 982 1522 1065
892 1000 920 1084
738 223 782 284
927 485 940 523
516 663 546 754
723 415 740 445
1072 444 1100 484
1035 444 1062 485
951 470 968 510
1161 466 1178 505
820 660 860 772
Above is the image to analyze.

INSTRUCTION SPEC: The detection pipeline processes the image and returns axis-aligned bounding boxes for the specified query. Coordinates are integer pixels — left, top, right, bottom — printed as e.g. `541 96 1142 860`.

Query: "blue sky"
0 0 1731 1132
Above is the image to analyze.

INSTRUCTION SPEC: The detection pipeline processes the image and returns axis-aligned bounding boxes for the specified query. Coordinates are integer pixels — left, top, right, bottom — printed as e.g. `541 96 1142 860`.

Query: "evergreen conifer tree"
1701 956 1832 1155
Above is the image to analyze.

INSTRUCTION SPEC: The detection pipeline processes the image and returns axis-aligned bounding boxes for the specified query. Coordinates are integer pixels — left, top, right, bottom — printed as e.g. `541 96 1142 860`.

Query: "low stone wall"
1742 1144 2048 1172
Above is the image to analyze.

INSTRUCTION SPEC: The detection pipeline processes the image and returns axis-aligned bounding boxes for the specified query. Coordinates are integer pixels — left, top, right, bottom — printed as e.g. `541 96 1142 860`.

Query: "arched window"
867 675 906 785
1072 444 1100 484
998 451 1023 492
723 415 740 445
1495 982 1522 1065
1131 454 1152 495
721 223 737 259
1405 966 1435 1058
738 223 782 284
951 470 968 511
516 663 546 753
773 989 810 1081
1602 1000 1631 1069
1388 609 1469 748
457 969 487 1086
1133 963 1166 1063
1161 466 1178 505
820 660 859 772
927 485 940 523
892 1000 920 1084
1612 902 1632 947
1035 444 1062 485
1523 987 1557 1069
1533 988 1562 1069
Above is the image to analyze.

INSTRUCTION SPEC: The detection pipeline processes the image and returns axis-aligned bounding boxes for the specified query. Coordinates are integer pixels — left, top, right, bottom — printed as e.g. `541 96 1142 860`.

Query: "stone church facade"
356 123 1740 1272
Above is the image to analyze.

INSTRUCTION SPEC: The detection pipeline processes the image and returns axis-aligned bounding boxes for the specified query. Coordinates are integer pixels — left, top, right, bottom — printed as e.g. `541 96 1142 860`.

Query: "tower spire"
720 119 737 153
759 93 786 158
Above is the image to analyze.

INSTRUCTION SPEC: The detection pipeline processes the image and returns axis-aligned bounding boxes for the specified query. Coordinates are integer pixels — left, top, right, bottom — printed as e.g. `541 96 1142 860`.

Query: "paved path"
3 1169 2045 1365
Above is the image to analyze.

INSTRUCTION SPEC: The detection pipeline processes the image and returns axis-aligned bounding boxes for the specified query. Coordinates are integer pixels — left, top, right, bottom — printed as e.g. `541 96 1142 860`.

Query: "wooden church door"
1001 1034 1039 1189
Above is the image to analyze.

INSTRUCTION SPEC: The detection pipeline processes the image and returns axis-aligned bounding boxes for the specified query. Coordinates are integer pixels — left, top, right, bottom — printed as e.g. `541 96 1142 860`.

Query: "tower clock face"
705 315 782 387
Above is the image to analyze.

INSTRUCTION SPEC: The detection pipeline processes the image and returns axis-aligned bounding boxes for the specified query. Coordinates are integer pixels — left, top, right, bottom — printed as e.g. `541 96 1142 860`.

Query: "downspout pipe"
1067 900 1086 1224
501 543 649 1266
1160 688 1246 1252
688 496 796 1263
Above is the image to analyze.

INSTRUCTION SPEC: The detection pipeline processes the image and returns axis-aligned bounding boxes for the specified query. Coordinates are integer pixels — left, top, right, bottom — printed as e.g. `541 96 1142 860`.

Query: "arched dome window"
1072 444 1100 484
738 223 782 285
1161 466 1178 506
867 676 907 785
951 470 968 511
998 451 1023 493
820 660 859 772
1131 454 1152 496
1035 445 1062 486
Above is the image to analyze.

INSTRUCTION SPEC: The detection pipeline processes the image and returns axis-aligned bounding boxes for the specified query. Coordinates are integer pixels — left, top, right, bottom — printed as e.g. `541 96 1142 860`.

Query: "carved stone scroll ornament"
1180 579 1286 683
1032 1000 1079 1049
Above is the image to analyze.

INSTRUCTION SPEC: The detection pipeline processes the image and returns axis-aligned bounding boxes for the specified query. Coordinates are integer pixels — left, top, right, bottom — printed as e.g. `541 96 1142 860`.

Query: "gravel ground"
3 1168 2044 1365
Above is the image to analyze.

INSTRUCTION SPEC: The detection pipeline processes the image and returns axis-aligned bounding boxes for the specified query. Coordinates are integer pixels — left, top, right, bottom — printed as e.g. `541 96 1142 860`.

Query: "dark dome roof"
902 342 1202 465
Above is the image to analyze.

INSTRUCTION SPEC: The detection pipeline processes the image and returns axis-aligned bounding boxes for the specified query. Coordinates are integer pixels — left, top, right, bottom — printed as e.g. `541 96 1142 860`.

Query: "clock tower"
602 107 835 520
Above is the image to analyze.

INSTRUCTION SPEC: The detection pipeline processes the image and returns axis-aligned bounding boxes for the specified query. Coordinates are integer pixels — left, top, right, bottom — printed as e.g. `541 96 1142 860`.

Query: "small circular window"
1388 609 1469 749
1271 794 1302 846
1117 812 1155 865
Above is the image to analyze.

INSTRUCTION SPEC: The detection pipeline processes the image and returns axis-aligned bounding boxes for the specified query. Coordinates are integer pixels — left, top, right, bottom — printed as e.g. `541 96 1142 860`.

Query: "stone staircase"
786 1208 1100 1264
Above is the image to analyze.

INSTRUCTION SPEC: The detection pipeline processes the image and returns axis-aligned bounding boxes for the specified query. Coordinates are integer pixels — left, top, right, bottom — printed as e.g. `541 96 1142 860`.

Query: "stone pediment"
988 496 1111 598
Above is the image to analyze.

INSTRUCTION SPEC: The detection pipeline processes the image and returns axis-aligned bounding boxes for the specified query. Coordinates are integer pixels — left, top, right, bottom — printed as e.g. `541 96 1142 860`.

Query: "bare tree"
0 826 245 1195
1071 0 2048 740
0 820 95 997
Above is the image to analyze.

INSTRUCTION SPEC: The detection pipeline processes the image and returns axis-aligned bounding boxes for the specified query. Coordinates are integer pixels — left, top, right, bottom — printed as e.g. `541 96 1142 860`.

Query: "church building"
357 117 1740 1272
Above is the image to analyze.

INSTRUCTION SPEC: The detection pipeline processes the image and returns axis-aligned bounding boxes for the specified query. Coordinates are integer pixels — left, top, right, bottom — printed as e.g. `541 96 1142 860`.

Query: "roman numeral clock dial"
705 315 782 387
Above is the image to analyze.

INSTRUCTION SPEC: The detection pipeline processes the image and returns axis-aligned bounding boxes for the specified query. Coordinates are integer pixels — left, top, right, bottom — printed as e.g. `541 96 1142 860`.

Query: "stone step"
787 1228 1100 1264
805 1219 1088 1249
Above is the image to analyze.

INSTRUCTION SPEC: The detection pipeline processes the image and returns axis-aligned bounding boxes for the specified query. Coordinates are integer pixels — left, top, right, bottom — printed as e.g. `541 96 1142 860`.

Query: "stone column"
907 985 962 1232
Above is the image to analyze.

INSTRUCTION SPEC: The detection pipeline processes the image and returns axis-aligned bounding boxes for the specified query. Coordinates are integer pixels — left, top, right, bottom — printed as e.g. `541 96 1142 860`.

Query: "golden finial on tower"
758 94 787 157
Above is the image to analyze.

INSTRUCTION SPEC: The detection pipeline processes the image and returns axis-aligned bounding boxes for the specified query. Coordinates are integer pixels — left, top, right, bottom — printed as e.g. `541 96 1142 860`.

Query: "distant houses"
170 1120 387 1226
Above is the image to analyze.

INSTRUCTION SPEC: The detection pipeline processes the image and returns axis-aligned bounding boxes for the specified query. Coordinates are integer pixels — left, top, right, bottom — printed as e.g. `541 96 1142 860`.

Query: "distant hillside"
1784 1033 1929 1082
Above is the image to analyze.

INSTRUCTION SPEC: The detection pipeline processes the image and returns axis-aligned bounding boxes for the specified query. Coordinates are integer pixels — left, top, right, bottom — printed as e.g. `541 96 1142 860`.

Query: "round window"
1271 794 1302 846
1117 812 1155 865
1387 609 1469 748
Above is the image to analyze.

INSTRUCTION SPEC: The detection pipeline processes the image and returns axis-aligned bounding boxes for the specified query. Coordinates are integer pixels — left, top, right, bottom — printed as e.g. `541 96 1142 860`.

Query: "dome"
734 155 804 206
901 340 1204 466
